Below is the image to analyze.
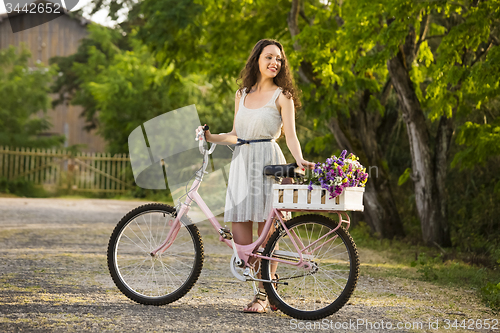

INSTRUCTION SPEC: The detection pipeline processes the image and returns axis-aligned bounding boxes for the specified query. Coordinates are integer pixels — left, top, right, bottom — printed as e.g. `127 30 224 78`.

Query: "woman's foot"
244 289 268 313
243 298 268 313
246 275 279 308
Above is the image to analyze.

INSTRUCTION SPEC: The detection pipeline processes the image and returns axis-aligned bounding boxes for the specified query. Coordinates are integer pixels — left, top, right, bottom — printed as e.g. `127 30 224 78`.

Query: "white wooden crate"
272 184 364 211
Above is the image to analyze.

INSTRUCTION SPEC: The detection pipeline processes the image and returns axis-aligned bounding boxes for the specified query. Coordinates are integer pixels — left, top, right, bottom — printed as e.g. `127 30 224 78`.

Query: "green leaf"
398 168 411 186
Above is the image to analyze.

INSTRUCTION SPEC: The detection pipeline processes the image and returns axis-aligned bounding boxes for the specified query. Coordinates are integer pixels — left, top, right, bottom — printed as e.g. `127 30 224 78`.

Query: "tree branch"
491 34 500 46
414 14 430 60
422 34 446 42
327 117 355 152
470 40 493 67
288 0 301 51
299 8 313 26
287 0 322 86
380 78 392 107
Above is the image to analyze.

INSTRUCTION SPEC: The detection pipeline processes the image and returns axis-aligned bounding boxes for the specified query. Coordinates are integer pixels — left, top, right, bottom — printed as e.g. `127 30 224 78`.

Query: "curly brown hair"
236 39 302 111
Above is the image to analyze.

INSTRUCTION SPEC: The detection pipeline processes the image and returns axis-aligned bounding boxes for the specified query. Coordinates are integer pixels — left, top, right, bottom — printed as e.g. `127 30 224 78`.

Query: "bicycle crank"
230 253 247 282
229 253 289 284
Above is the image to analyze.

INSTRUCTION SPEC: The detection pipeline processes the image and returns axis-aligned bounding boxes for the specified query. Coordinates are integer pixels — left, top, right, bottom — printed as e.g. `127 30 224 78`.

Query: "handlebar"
195 124 209 142
195 125 216 155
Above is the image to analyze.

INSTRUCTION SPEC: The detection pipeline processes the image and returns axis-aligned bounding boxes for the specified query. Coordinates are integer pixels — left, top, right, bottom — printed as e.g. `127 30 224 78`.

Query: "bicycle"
107 125 361 320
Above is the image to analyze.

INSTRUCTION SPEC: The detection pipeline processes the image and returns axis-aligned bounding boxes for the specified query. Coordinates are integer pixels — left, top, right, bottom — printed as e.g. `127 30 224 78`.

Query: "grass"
350 222 500 314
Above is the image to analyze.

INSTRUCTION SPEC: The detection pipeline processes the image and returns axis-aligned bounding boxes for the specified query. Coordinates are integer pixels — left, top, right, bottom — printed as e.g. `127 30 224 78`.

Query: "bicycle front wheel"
107 203 204 305
261 214 359 320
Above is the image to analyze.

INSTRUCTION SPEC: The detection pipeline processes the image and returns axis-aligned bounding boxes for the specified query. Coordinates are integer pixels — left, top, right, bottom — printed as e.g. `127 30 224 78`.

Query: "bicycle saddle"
263 162 305 178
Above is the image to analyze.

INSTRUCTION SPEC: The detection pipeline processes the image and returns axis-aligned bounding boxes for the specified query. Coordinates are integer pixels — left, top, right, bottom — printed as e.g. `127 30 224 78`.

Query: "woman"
196 39 315 313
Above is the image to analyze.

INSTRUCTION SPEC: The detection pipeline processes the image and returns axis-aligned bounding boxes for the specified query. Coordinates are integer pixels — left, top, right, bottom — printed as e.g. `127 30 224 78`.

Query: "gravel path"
0 198 494 332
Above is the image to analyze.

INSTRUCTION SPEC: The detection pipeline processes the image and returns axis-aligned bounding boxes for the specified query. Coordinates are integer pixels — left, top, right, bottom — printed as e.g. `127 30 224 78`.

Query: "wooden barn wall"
0 14 107 153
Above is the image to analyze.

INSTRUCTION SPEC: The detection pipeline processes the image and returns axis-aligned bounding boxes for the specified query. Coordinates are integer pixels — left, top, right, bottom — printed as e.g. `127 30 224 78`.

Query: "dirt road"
0 198 494 332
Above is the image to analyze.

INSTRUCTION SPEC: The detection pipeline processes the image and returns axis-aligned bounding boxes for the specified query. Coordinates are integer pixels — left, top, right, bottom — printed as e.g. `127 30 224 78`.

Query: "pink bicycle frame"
150 174 351 269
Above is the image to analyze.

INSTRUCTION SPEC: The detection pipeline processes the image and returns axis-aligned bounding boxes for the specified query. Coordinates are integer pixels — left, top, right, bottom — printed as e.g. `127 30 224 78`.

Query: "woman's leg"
257 219 278 290
231 221 253 246
232 221 266 312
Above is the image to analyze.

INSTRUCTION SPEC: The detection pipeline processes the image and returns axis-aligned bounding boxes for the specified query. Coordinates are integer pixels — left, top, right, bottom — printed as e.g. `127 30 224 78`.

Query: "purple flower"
303 150 368 198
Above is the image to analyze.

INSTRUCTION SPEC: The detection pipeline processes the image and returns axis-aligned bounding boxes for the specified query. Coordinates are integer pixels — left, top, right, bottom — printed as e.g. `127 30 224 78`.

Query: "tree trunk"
327 92 405 239
387 33 451 246
434 116 453 246
355 90 405 239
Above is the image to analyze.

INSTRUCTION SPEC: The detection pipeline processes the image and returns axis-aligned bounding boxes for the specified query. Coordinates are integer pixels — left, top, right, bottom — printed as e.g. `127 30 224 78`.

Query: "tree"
0 45 64 148
385 0 499 247
284 0 406 238
318 0 500 246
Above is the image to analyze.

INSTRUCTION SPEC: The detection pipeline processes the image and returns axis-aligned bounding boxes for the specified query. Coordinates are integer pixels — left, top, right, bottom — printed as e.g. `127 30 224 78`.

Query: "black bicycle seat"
263 162 305 178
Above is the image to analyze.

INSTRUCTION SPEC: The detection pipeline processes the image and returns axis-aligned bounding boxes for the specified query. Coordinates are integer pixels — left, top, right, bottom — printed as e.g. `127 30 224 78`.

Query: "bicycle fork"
149 203 188 257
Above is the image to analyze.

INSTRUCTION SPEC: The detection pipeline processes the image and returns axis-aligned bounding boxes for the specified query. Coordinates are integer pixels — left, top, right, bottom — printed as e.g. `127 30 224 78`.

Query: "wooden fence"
0 146 134 193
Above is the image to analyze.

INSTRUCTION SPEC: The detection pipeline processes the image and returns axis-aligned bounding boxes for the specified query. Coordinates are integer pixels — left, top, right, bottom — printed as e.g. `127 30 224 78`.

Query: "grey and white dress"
224 87 292 223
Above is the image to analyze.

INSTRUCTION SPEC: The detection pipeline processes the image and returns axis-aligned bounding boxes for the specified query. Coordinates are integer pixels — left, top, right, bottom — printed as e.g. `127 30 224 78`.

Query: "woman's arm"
197 90 241 146
280 93 315 170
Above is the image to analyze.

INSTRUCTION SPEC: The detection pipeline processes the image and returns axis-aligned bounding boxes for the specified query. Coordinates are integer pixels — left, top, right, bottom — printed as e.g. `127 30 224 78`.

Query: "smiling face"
258 44 282 79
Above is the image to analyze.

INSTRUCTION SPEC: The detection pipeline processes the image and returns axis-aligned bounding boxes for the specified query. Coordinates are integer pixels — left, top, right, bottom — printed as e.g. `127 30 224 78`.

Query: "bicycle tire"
261 214 359 320
107 203 204 305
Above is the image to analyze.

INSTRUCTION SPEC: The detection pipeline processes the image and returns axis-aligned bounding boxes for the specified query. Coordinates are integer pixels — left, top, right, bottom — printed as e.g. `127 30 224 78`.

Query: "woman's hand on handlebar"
195 124 211 142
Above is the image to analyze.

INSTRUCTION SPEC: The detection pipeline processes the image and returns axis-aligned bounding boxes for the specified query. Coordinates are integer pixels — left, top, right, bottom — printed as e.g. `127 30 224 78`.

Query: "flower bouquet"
304 150 368 199
272 150 368 211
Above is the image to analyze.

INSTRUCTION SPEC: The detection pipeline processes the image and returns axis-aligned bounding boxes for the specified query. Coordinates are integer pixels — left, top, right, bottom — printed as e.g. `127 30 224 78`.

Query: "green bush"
0 178 48 198
410 252 440 281
126 186 173 204
480 282 500 313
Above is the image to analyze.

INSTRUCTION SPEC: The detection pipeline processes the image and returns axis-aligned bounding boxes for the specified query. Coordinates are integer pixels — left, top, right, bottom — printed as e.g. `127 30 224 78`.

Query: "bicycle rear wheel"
107 203 204 305
261 214 359 320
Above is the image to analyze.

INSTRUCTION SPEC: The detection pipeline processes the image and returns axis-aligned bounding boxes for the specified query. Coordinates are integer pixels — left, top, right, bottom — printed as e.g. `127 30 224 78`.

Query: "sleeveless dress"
224 87 292 223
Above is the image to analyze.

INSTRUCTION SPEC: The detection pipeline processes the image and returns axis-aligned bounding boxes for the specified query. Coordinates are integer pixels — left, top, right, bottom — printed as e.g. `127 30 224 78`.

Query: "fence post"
0 146 4 179
67 152 74 194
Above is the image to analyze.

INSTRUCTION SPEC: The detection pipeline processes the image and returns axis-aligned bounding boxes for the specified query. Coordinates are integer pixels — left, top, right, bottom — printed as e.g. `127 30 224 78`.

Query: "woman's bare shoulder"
276 89 293 114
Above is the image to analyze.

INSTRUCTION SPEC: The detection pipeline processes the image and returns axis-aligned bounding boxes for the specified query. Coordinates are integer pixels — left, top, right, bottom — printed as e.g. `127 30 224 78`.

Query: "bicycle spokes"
108 204 204 305
261 215 359 320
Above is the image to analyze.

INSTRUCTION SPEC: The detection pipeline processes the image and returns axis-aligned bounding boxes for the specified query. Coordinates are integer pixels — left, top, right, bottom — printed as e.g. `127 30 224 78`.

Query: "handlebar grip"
202 125 209 131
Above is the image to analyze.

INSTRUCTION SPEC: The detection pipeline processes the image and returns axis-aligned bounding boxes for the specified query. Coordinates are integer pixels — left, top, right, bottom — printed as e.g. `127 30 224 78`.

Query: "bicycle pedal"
218 227 233 240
